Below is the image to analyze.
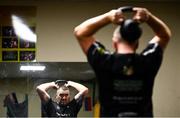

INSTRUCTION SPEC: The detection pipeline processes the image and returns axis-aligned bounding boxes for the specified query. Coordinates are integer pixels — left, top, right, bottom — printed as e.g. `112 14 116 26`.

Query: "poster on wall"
0 6 36 62
20 51 35 61
2 51 18 61
2 37 18 48
2 26 16 36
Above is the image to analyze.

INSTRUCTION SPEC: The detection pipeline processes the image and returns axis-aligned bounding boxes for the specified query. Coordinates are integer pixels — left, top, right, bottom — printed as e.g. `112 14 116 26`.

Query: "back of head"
120 19 142 43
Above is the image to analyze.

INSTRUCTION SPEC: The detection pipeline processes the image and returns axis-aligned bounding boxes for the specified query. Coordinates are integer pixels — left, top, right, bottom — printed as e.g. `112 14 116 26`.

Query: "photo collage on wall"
0 26 36 62
0 6 36 62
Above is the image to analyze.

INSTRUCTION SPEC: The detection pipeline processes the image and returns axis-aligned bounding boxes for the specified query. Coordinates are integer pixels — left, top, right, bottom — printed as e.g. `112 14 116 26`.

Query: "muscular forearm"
147 13 171 40
36 82 56 92
67 81 88 95
133 7 171 50
36 82 57 101
74 9 124 54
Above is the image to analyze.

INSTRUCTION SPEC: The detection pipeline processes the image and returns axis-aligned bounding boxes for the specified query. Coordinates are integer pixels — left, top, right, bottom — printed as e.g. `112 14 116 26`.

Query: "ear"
112 41 118 52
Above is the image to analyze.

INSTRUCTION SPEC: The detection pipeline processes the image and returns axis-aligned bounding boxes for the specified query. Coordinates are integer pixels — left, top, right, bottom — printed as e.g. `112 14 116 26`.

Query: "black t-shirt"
42 96 83 117
87 41 163 117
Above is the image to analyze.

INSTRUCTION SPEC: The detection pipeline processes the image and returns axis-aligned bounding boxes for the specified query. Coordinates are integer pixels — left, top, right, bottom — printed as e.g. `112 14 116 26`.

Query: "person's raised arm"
65 81 88 100
133 7 171 50
74 9 124 54
36 82 58 102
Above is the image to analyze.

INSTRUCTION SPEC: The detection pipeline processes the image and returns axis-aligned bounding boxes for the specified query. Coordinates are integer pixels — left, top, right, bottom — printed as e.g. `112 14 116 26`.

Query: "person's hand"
108 9 125 25
54 80 67 88
133 7 150 23
55 80 67 85
64 81 69 87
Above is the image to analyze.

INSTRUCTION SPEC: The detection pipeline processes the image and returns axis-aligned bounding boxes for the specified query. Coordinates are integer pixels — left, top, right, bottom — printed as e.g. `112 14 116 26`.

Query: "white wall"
0 0 180 117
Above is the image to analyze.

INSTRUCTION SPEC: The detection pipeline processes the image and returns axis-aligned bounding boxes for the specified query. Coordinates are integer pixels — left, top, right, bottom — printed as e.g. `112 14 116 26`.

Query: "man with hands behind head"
36 80 88 117
74 6 171 117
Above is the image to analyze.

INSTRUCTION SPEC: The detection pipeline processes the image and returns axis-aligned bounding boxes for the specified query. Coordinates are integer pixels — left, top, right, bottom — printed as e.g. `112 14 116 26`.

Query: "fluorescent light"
20 65 45 71
11 15 37 42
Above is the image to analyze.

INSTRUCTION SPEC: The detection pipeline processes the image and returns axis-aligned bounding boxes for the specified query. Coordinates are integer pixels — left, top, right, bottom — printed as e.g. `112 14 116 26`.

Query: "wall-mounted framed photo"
2 26 15 37
20 39 35 48
20 51 35 61
2 37 18 48
2 51 18 61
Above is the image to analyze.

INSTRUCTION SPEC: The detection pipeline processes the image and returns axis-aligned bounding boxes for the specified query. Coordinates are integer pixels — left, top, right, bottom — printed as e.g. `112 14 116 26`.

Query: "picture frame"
2 26 16 37
20 51 35 61
20 39 35 48
2 37 18 48
2 51 18 61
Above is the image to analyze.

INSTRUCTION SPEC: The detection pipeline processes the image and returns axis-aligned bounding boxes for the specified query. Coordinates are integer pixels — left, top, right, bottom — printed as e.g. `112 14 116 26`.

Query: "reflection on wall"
0 62 95 117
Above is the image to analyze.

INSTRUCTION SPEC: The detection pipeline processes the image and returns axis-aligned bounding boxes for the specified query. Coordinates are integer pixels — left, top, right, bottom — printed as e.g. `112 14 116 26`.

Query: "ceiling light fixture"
20 65 45 71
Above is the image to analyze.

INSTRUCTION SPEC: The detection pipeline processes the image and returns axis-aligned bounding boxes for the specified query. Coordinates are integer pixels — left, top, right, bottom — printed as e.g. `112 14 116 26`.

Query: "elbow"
167 29 172 40
164 26 172 40
36 85 42 93
165 27 172 41
74 26 82 39
74 26 87 40
159 28 172 42
164 29 172 42
36 86 40 92
83 87 89 95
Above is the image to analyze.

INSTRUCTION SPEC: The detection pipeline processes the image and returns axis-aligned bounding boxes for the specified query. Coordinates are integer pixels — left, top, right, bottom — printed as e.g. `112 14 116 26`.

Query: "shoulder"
141 43 163 56
139 43 163 70
87 41 113 69
73 96 83 104
87 41 109 56
87 41 112 65
42 98 55 107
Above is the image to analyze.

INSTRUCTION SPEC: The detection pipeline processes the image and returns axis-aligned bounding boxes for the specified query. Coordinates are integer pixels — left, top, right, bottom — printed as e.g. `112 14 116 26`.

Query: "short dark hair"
120 19 142 43
60 85 69 91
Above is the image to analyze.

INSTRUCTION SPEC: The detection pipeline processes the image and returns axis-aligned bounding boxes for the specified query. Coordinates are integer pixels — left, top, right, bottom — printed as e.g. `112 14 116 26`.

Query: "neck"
116 43 136 54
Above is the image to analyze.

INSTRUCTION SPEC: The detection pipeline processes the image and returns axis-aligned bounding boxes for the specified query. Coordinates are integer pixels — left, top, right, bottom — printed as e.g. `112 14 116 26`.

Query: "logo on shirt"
56 106 60 110
123 66 134 75
56 112 70 117
97 47 106 55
